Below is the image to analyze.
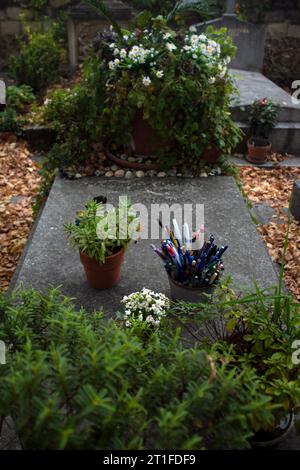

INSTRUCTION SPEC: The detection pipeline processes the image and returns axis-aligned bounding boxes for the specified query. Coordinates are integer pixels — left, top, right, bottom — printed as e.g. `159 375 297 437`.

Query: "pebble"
177 173 183 177
94 169 104 177
200 172 208 178
115 169 125 178
157 171 167 178
105 171 114 177
147 170 157 177
136 170 145 178
75 173 82 179
146 159 152 165
120 154 127 160
128 157 136 163
125 170 134 179
111 164 118 171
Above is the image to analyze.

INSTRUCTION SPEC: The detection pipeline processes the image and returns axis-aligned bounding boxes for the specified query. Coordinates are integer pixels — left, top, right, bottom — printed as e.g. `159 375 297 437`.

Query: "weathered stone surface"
290 180 300 222
11 176 279 317
230 69 300 123
1 20 20 35
195 14 266 72
6 7 21 20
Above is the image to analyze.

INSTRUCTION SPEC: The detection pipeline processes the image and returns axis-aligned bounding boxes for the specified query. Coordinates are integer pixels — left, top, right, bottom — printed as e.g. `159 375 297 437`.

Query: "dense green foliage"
96 18 242 169
6 85 35 113
0 109 22 133
64 199 139 263
9 30 64 92
170 282 300 429
43 85 97 167
0 287 275 450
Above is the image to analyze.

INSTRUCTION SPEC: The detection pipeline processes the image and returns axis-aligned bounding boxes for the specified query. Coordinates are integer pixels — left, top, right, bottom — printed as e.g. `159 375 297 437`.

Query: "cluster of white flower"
108 43 156 71
122 288 169 328
183 33 221 61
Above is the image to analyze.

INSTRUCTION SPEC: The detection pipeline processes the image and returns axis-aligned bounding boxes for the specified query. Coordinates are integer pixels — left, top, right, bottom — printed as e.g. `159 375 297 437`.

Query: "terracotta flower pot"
132 109 163 156
201 147 221 163
246 138 272 164
79 248 125 289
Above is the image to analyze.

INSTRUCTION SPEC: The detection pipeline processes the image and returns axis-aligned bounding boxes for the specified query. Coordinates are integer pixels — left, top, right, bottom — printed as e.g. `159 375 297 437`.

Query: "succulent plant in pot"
246 98 281 164
64 199 139 289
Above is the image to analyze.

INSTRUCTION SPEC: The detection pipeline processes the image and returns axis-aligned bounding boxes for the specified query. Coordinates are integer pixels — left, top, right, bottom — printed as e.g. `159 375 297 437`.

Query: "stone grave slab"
11 176 279 316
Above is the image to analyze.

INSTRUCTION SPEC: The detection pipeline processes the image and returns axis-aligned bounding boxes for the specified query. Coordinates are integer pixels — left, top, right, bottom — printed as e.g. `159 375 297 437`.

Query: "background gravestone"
0 79 5 111
194 0 266 72
290 181 300 222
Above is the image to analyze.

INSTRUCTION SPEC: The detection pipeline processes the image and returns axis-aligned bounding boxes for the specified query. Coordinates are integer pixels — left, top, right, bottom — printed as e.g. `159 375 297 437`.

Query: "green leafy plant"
0 287 275 449
6 85 35 113
248 98 280 144
95 18 242 170
170 281 300 434
42 84 97 167
9 30 64 92
0 110 22 133
64 199 139 264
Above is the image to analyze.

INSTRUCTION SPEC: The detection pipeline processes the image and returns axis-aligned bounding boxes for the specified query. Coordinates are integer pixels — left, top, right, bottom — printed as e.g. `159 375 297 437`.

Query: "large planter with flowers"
97 18 242 169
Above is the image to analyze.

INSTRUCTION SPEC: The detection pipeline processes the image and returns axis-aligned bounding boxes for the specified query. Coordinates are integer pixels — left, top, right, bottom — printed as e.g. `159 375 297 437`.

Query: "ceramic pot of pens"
151 220 227 304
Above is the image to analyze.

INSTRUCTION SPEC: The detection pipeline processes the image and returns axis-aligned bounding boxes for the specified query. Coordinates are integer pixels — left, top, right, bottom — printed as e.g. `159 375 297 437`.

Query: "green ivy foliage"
0 287 274 450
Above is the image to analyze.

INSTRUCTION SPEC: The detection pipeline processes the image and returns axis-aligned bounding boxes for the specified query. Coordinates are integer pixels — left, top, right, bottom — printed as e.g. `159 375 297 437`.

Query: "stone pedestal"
290 180 300 222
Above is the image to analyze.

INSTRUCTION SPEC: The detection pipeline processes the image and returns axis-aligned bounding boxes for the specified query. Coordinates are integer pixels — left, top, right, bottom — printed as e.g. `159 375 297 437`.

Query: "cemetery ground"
2 0 300 452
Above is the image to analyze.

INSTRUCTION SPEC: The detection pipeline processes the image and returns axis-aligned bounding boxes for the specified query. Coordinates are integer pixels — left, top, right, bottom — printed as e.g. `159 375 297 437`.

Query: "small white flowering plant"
121 288 170 329
94 16 242 169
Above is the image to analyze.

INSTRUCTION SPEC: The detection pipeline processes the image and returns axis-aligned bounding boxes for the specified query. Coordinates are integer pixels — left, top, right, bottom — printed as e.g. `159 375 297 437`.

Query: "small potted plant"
246 98 281 164
65 198 139 289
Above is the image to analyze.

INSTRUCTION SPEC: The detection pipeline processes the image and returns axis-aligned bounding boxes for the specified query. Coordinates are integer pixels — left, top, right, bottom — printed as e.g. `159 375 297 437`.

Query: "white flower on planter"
114 58 120 66
166 42 177 52
142 76 151 86
114 48 120 56
156 70 164 78
189 25 197 33
109 43 115 49
125 321 131 327
209 77 216 84
108 61 115 70
192 53 198 59
123 34 129 41
120 48 127 58
163 32 172 40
